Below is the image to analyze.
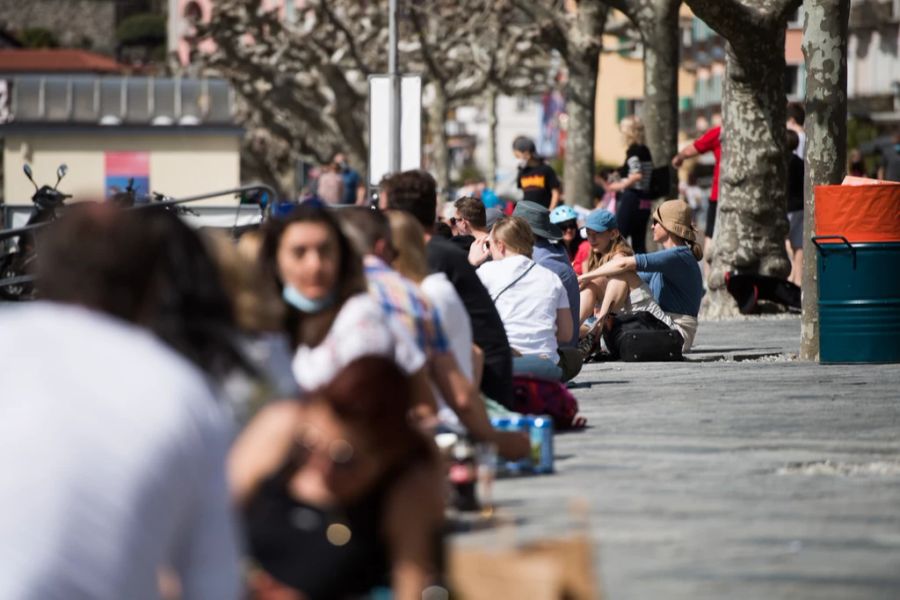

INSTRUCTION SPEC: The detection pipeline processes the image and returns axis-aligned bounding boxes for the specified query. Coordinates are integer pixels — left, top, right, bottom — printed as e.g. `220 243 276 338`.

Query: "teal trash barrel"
813 236 900 363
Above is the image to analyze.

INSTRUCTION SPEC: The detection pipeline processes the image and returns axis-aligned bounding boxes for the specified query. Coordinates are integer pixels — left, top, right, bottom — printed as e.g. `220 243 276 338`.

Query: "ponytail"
689 240 704 261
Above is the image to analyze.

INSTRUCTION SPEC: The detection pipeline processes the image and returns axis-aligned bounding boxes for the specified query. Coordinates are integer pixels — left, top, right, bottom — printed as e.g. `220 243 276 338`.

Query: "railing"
0 183 277 292
4 75 235 126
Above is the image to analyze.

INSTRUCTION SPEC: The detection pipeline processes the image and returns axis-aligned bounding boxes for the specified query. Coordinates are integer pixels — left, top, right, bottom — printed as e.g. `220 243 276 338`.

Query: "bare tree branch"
199 0 550 196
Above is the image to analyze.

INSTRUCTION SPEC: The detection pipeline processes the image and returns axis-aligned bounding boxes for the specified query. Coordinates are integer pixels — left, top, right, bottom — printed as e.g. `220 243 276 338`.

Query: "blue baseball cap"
584 209 618 233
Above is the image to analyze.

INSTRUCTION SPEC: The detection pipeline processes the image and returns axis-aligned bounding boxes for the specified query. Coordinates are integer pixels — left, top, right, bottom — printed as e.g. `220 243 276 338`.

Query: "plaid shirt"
364 256 450 356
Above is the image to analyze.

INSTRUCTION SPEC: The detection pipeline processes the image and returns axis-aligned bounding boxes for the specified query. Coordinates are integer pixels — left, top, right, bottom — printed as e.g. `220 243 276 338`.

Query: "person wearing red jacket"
672 125 721 251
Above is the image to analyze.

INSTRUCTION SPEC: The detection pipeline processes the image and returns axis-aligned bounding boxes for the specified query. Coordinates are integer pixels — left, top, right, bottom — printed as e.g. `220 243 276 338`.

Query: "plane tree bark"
406 0 551 201
685 0 801 316
605 0 681 196
799 0 850 360
515 0 609 208
203 0 548 198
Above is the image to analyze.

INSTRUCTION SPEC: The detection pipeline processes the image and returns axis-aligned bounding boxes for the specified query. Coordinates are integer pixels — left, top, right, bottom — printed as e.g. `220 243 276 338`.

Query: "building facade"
1 59 241 224
848 0 900 125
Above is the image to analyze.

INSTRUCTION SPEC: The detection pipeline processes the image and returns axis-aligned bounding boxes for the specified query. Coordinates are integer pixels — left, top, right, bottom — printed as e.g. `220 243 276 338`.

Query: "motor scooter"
0 164 71 300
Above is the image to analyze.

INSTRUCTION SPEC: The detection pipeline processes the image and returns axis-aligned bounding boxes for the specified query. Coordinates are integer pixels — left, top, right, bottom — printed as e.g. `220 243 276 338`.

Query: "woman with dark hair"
37 202 250 382
231 356 445 600
259 203 429 394
513 136 561 210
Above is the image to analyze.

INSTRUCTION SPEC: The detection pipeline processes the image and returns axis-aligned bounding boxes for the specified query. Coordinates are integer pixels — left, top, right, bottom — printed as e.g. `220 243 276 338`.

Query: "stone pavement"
454 316 900 600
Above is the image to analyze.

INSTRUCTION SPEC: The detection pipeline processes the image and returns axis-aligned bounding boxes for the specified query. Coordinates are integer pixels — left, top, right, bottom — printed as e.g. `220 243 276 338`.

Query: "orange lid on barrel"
814 177 900 243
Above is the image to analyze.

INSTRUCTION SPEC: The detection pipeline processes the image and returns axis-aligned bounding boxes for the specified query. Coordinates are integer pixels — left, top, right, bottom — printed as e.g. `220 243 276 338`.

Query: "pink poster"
105 152 149 199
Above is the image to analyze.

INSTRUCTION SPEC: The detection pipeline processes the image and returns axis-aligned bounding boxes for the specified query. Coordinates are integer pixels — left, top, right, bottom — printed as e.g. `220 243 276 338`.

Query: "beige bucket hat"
653 199 697 243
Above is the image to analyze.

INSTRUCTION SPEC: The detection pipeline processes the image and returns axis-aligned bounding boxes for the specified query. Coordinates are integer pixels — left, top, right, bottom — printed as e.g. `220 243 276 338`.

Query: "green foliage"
847 116 879 151
19 28 59 49
116 13 166 47
549 157 564 177
456 164 486 185
848 116 882 176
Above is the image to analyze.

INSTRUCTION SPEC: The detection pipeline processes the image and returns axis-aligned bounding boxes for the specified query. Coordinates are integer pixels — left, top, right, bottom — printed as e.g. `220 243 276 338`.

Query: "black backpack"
603 312 684 362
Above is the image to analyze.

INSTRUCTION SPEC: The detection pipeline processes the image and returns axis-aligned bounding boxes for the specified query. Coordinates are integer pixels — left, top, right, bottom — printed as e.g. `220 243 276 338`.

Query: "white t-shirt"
477 254 569 356
421 272 474 381
291 293 426 391
421 273 473 429
794 129 806 158
0 303 240 600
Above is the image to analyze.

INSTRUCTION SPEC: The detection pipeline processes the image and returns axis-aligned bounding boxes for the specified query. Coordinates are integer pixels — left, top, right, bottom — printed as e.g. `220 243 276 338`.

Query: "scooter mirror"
54 164 69 190
23 164 38 191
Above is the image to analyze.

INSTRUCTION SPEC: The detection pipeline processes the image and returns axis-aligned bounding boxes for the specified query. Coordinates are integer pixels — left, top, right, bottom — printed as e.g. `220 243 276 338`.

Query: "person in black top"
513 136 561 210
601 116 654 253
380 170 515 406
786 128 805 287
449 195 488 254
234 356 445 600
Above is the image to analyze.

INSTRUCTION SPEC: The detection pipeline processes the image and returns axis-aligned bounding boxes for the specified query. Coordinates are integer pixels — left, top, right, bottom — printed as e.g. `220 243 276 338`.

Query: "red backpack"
510 376 581 430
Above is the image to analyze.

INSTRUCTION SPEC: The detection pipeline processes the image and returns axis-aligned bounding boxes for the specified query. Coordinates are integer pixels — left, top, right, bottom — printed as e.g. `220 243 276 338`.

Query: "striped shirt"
623 143 654 193
364 255 450 356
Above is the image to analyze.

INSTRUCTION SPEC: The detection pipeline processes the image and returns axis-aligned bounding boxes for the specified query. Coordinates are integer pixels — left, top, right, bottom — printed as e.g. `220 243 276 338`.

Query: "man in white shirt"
0 303 241 600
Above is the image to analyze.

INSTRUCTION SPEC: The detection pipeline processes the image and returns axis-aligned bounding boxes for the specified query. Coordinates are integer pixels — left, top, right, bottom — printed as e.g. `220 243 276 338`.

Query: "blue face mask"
282 284 336 314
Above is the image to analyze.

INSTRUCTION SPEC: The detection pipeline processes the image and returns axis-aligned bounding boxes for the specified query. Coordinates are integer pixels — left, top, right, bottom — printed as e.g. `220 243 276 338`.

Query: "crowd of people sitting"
0 131 707 598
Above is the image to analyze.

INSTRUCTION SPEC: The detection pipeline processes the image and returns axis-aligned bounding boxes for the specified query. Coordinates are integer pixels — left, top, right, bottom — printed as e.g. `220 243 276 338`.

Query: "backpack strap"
491 261 537 303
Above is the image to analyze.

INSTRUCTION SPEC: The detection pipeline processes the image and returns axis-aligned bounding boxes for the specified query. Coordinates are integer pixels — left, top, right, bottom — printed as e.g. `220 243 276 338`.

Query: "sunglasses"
292 428 363 474
558 220 578 231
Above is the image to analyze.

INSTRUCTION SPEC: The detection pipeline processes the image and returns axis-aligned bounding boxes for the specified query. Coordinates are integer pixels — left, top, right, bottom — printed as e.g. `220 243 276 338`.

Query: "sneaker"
577 334 595 360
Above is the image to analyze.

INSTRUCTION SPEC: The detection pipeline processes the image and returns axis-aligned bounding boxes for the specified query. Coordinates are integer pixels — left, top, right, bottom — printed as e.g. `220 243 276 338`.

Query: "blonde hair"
206 229 285 333
491 216 535 258
584 232 634 273
620 115 645 146
387 210 429 283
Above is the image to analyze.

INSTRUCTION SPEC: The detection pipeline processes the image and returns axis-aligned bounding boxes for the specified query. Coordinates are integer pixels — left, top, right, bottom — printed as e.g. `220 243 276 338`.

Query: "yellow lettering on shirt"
520 174 546 189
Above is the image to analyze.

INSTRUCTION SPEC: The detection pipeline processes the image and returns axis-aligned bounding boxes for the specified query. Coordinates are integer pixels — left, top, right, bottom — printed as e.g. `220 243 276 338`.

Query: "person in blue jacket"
577 199 704 351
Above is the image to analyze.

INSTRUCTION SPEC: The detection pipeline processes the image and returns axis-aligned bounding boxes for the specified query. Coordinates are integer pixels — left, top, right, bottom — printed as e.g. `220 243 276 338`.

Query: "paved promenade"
456 316 900 599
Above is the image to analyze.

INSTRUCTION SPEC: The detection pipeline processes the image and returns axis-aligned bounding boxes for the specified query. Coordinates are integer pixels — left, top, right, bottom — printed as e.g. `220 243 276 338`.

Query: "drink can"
507 416 533 473
489 417 512 474
529 416 554 474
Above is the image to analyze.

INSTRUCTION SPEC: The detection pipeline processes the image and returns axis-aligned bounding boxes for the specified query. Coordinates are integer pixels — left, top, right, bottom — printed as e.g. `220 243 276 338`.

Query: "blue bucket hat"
584 209 618 233
512 200 562 240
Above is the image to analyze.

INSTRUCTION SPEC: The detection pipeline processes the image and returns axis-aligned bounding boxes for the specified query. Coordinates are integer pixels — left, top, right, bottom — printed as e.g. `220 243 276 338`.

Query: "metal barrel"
814 237 900 363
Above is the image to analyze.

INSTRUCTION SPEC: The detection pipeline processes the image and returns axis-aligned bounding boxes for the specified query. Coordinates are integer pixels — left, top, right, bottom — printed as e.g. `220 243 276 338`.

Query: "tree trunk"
637 0 681 196
486 86 499 187
706 38 792 316
563 3 606 208
428 85 451 202
800 0 850 360
564 53 599 208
